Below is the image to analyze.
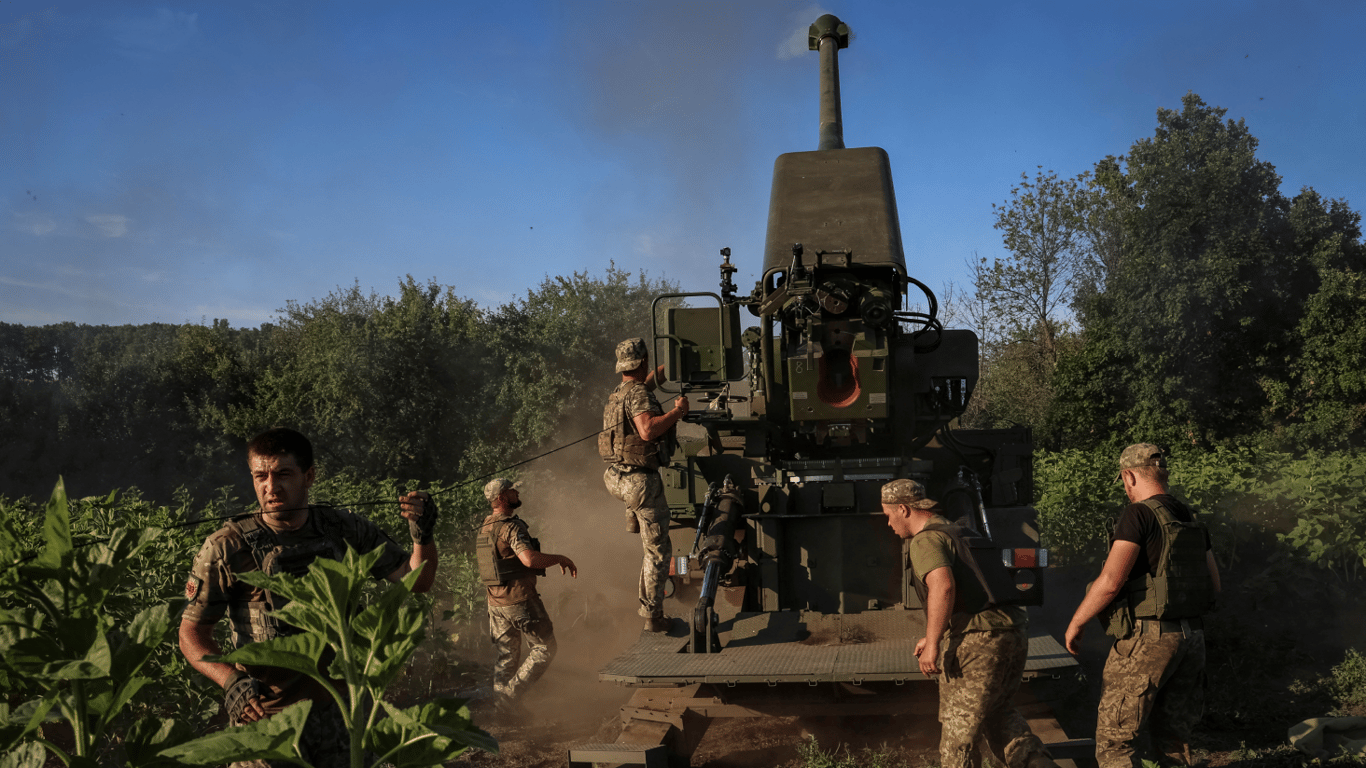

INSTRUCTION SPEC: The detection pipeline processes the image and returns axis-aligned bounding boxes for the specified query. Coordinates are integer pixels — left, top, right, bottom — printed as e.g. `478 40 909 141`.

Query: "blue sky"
3 0 1363 328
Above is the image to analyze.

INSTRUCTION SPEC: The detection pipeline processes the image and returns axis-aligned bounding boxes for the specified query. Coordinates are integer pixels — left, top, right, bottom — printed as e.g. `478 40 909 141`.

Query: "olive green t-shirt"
908 514 1027 633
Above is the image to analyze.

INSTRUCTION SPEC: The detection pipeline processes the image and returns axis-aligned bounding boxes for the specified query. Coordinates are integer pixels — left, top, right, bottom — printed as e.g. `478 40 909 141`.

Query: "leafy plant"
1267 452 1366 581
795 735 915 768
0 479 196 767
162 543 496 767
1330 648 1366 712
1033 448 1124 565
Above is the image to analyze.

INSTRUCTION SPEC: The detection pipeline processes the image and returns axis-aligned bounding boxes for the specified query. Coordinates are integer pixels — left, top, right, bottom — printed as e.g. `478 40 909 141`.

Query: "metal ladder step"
566 742 670 768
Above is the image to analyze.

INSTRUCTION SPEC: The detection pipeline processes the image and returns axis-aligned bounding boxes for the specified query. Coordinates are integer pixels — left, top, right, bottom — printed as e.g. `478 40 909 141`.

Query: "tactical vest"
909 523 1005 614
1125 498 1211 620
599 381 665 469
224 507 349 646
476 516 546 587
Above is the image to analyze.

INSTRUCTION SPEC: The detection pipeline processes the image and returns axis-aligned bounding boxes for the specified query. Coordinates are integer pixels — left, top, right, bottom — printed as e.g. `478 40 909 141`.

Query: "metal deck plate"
600 609 1077 685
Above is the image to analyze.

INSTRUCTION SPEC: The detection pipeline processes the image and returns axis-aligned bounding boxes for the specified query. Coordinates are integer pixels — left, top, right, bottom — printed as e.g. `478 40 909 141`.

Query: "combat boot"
643 615 670 633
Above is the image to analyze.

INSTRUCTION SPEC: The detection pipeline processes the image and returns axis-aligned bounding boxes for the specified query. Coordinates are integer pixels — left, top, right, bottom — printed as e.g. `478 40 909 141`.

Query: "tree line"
0 266 677 503
964 92 1366 453
4 93 1364 503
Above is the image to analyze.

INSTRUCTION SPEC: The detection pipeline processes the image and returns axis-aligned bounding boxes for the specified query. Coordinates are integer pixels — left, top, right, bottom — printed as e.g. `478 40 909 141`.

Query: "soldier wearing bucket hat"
881 478 1059 768
599 337 689 633
1066 443 1221 767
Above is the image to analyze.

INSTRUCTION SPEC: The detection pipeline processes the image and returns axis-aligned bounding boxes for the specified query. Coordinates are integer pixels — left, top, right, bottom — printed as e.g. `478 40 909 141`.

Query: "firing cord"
4 393 684 569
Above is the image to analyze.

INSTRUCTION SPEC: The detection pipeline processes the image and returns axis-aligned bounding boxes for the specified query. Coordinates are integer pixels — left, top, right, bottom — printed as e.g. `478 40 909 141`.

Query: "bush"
1034 446 1366 579
1330 648 1366 712
1034 448 1123 565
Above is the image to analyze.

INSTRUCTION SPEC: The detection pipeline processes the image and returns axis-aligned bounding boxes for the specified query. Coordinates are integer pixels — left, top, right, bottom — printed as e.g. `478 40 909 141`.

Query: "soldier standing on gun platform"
600 337 689 633
881 478 1058 768
477 478 577 716
178 427 439 768
1065 444 1221 768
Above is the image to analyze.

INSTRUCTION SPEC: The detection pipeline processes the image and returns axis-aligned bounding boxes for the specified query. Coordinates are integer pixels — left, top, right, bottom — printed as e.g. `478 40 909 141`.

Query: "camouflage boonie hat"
881 479 937 510
483 478 522 504
615 337 648 373
1115 443 1166 482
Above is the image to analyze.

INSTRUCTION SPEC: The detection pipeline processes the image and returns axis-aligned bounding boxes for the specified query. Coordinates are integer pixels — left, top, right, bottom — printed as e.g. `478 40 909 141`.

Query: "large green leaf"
0 699 57 752
348 576 424 689
32 480 72 571
50 630 111 681
121 716 197 768
109 601 182 680
367 698 497 767
0 742 47 768
157 700 312 766
211 632 327 683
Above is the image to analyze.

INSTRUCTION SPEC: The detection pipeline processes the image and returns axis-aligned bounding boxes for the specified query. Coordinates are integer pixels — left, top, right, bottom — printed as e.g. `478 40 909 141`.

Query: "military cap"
881 478 938 510
483 477 522 504
615 337 648 373
1115 443 1166 482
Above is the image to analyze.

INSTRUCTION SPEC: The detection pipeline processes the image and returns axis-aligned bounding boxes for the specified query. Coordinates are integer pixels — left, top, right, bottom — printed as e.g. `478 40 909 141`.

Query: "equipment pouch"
1088 578 1133 639
597 425 617 463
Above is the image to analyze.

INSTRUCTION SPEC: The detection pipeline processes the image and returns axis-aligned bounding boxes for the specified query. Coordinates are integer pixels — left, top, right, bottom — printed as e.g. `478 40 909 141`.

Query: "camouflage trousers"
604 465 673 618
937 626 1051 768
230 697 354 768
488 596 557 699
1096 627 1206 768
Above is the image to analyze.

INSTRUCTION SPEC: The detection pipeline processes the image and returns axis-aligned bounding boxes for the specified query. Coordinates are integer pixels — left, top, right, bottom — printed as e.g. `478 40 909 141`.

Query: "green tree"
1263 190 1366 446
222 276 489 481
469 264 679 476
1060 93 1318 446
969 169 1087 436
984 168 1086 364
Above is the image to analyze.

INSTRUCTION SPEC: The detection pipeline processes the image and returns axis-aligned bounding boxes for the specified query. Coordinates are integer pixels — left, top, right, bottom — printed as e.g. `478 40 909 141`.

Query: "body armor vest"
225 507 348 645
909 523 1004 614
476 516 546 587
600 381 665 469
1125 498 1211 620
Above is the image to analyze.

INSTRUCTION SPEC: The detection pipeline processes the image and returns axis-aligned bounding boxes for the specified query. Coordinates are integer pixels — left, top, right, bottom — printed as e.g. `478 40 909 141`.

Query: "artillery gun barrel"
811 14 851 151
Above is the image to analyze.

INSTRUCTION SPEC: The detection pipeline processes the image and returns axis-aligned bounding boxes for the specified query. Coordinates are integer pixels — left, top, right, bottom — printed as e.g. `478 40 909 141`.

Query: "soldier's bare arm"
632 396 689 442
916 566 953 676
1206 549 1221 597
178 619 266 722
518 549 577 577
1064 539 1140 655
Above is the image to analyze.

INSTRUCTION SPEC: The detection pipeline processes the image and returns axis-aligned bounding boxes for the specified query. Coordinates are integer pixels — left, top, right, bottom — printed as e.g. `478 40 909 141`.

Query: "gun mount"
570 14 1090 767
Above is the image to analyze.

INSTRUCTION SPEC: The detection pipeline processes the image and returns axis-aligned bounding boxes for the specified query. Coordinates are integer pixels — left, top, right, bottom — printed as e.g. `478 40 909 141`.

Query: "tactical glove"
408 494 439 545
223 670 260 724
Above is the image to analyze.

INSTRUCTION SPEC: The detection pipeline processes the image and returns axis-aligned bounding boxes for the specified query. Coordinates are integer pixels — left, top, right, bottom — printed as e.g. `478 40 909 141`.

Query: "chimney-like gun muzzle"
809 14 851 151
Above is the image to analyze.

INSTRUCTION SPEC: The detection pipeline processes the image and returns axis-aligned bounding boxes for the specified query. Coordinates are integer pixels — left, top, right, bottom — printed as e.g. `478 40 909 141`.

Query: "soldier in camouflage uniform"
478 478 576 715
177 428 439 768
1065 444 1221 768
881 479 1058 768
601 337 688 632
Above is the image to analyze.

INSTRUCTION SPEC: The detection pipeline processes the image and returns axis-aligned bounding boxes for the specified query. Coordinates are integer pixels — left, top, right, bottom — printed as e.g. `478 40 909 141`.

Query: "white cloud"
633 233 657 257
87 214 130 237
13 211 56 235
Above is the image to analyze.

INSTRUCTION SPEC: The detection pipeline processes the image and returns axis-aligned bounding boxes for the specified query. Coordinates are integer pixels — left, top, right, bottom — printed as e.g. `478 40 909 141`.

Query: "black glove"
407 494 438 545
223 670 260 724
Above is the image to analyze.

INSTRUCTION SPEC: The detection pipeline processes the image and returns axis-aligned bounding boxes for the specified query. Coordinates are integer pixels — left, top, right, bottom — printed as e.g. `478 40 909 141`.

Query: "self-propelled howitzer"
569 15 1089 768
